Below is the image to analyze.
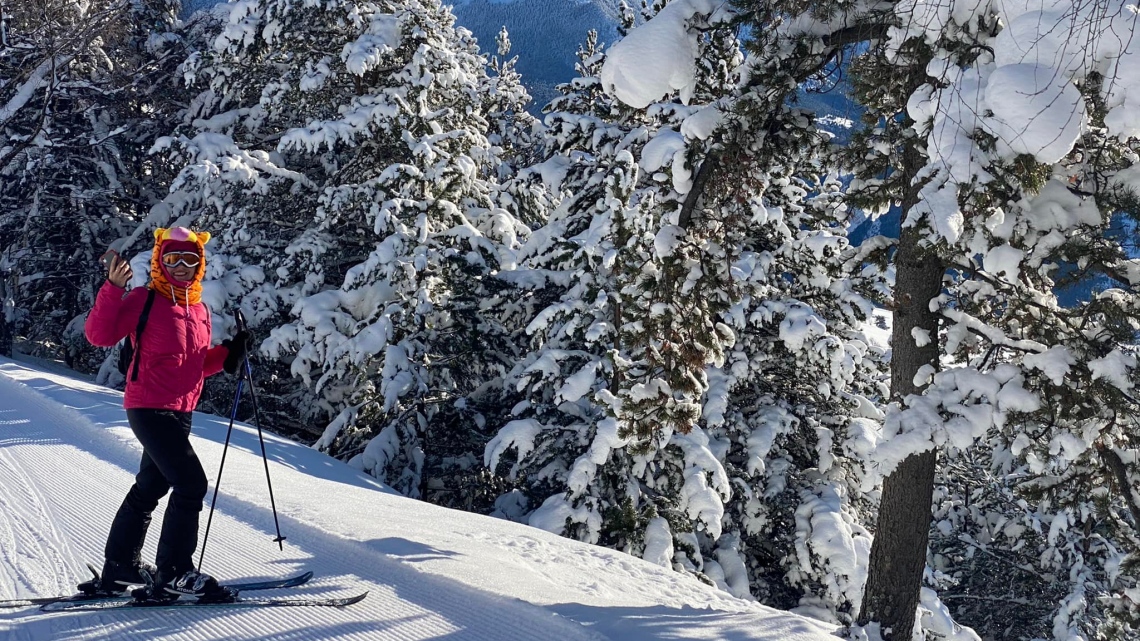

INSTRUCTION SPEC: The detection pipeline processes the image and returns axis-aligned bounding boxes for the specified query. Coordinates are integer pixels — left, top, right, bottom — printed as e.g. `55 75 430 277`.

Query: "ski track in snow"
0 359 838 641
0 446 74 600
0 367 607 641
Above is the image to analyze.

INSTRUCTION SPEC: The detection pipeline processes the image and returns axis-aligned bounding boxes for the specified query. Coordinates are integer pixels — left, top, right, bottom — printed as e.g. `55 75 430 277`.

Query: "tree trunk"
0 310 10 357
0 270 11 358
858 221 945 638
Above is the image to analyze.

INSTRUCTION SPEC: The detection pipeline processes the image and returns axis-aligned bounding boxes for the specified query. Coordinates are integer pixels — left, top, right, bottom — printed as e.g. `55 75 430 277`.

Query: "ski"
41 591 367 612
1 570 314 609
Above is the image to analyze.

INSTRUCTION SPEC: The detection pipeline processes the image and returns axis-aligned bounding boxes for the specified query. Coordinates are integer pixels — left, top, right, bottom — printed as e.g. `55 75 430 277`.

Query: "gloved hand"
222 330 252 375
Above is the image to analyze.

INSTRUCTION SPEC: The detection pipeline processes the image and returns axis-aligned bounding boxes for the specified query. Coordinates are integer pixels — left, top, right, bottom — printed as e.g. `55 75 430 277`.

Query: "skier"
82 227 251 601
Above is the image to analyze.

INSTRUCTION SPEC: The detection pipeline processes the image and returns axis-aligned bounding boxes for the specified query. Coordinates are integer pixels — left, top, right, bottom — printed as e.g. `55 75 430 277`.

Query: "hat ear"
198 231 211 246
154 228 167 241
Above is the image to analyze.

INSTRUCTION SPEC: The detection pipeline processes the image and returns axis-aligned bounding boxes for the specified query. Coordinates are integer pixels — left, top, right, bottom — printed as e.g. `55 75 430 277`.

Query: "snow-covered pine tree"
0 0 187 370
147 0 535 475
171 0 529 498
921 9 1140 638
672 2 887 622
485 0 742 561
483 26 540 181
146 0 345 422
486 2 886 622
483 25 549 240
699 126 886 621
813 1 1140 637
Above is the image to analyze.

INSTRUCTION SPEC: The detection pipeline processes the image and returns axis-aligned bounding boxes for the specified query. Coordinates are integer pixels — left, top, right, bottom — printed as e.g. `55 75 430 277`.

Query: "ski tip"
299 571 314 582
341 592 368 607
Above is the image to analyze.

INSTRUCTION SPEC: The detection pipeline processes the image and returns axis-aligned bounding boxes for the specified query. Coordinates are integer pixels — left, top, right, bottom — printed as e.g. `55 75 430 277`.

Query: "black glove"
222 330 252 375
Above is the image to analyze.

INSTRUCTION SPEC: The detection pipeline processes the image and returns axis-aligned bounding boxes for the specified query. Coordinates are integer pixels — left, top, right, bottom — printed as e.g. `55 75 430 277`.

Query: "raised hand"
102 250 133 288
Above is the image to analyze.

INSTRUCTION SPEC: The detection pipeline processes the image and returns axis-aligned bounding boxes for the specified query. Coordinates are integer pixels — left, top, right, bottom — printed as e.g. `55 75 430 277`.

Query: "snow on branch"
0 56 59 126
600 0 735 108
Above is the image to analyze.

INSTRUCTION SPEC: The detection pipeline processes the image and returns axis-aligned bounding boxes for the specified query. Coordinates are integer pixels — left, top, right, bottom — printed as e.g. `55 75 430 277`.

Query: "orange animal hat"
149 227 211 306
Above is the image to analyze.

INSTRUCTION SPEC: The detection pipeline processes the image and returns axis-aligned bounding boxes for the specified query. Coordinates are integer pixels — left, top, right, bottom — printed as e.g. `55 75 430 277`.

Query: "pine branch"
0 56 55 172
939 593 1033 605
1097 443 1140 532
678 20 890 229
819 22 892 51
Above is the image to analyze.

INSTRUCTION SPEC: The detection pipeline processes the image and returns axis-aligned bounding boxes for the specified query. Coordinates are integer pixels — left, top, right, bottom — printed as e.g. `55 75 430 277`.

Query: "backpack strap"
129 289 158 382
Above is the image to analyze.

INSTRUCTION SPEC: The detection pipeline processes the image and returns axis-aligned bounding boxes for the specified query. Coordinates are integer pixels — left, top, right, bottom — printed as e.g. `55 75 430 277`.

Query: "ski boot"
77 560 157 596
152 568 237 603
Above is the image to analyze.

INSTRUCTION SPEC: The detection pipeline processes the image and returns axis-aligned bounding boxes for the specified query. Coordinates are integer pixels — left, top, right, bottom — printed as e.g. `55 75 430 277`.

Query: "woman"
83 227 249 602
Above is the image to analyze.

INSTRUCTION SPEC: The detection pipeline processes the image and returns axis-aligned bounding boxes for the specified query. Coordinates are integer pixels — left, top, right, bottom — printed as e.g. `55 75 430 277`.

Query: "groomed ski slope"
0 357 839 641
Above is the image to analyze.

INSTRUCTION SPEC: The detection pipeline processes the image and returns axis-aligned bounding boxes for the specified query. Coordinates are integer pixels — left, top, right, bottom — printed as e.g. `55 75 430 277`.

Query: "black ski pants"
104 409 207 577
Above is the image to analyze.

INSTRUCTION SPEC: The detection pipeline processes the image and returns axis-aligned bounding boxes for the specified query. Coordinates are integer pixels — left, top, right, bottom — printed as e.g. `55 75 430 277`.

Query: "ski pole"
198 369 244 571
234 310 287 550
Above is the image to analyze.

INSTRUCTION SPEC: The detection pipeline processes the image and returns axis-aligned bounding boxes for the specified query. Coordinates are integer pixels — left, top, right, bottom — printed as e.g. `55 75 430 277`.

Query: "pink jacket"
85 282 228 412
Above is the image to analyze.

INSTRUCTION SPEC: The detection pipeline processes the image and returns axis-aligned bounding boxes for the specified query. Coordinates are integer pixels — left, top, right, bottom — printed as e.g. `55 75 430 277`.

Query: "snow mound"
600 0 730 108
984 64 1086 165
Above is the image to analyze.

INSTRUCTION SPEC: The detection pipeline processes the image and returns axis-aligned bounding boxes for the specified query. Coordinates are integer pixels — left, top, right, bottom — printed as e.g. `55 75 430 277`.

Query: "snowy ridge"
0 357 838 641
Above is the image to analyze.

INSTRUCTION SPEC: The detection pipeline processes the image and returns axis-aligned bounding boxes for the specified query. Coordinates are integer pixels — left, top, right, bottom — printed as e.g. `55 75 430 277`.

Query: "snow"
714 538 751 600
343 16 402 76
672 428 732 539
0 57 59 125
892 0 951 45
599 0 730 108
1026 179 1103 231
1022 346 1075 386
908 64 984 244
639 129 689 193
779 303 828 352
1103 41 1140 139
901 4 1140 245
983 63 1087 164
0 357 841 641
982 244 1025 281
917 588 983 641
861 309 893 351
874 364 1042 476
921 3 1140 163
990 2 1140 140
681 104 725 140
642 517 675 568
911 327 932 348
566 417 629 497
557 361 600 403
1088 349 1138 392
654 224 685 259
907 57 1085 244
792 486 872 620
483 417 544 472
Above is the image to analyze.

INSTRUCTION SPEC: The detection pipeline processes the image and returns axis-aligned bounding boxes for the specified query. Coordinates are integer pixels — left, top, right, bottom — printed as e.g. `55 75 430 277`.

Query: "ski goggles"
161 252 201 268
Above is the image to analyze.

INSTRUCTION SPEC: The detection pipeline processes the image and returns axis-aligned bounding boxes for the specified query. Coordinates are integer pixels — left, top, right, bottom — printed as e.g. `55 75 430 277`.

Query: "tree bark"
858 220 945 638
0 270 12 358
1097 444 1140 530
